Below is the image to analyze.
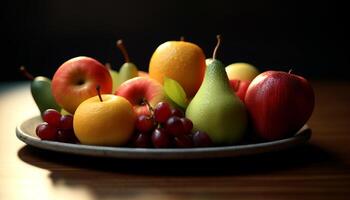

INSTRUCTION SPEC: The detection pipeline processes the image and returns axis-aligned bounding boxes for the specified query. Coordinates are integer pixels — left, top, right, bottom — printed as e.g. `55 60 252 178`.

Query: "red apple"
115 77 167 116
52 56 112 114
244 70 314 141
229 79 251 102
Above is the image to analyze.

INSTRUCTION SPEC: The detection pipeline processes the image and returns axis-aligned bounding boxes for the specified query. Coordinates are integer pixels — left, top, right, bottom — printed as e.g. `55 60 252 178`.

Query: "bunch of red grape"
130 102 213 148
36 109 78 143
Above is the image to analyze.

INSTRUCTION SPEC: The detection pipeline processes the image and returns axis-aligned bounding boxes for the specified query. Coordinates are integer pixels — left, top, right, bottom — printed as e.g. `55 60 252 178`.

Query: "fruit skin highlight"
149 41 206 97
52 56 112 114
245 70 315 141
73 94 136 146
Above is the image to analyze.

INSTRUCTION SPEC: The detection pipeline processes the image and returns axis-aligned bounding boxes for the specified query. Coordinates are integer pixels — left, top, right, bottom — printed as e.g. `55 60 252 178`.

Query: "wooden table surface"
1 80 349 200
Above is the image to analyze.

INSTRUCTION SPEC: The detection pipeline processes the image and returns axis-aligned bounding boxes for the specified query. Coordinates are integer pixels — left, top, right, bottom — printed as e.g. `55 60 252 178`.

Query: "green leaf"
163 77 188 109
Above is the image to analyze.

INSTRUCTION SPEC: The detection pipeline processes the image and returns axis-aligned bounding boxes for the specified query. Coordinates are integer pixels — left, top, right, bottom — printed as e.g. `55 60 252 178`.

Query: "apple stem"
213 35 221 59
235 80 241 91
180 36 185 41
19 66 34 80
96 85 103 102
142 98 154 117
116 39 130 63
288 69 293 74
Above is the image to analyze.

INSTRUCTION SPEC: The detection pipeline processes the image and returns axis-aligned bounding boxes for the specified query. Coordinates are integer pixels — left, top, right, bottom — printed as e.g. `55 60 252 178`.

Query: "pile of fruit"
24 36 315 148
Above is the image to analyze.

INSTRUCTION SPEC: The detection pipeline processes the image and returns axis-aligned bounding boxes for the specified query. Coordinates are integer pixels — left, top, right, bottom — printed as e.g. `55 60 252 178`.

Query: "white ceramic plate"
16 116 311 160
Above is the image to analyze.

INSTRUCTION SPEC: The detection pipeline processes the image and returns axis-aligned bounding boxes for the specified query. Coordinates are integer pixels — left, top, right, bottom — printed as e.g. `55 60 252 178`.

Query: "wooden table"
1 81 349 200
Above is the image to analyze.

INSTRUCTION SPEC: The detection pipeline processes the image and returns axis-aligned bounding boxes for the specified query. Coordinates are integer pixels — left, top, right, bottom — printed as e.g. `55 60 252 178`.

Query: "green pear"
109 69 119 92
115 39 138 87
105 63 119 92
20 66 61 115
115 62 138 87
185 36 247 145
31 76 61 115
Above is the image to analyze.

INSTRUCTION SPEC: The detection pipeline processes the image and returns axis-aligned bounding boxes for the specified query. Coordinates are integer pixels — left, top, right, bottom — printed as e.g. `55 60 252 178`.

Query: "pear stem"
116 39 130 63
105 62 112 70
19 66 34 80
96 85 103 102
180 36 185 41
213 35 221 59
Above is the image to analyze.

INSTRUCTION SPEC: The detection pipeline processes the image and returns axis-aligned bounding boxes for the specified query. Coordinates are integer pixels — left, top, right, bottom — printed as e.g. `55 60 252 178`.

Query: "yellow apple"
73 94 136 146
225 62 260 81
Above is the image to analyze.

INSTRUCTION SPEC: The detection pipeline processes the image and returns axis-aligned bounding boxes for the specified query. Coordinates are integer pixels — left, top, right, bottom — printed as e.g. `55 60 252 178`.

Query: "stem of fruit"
19 66 34 80
213 35 221 59
288 69 293 74
96 85 103 102
180 36 185 41
116 40 130 63
235 80 241 91
142 98 154 118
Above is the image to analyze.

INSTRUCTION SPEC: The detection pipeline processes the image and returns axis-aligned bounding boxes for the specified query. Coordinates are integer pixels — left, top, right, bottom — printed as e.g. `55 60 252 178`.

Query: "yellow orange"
149 41 206 97
73 94 136 146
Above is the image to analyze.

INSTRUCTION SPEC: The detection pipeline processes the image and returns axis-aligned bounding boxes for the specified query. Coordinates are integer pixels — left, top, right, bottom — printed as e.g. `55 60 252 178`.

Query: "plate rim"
16 116 312 159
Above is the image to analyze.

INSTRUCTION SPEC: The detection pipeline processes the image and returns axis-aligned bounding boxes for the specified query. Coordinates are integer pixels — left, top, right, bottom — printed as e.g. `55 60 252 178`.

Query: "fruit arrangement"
25 35 315 148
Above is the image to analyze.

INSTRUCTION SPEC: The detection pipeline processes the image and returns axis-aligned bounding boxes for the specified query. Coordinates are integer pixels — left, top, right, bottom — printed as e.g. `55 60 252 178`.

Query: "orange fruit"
73 94 136 146
149 41 206 97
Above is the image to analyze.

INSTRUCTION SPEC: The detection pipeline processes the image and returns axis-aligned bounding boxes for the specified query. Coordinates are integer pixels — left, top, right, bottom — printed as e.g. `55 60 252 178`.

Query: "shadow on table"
18 143 340 176
18 143 348 199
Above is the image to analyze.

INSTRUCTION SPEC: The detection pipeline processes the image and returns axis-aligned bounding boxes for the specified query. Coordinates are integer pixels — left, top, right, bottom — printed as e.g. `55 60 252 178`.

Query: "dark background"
3 0 349 81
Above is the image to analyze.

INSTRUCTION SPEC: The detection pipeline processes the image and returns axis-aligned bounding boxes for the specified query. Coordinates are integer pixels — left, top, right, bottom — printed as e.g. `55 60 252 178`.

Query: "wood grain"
1 81 350 200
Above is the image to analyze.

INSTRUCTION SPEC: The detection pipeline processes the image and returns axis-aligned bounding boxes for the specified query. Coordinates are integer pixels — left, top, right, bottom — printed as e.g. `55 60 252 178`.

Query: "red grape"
136 115 155 133
151 128 171 148
57 129 77 143
193 131 213 147
174 135 193 148
43 109 61 127
171 108 184 118
165 116 185 136
56 130 69 142
36 122 58 141
59 115 74 130
181 118 193 134
154 102 172 123
134 133 152 148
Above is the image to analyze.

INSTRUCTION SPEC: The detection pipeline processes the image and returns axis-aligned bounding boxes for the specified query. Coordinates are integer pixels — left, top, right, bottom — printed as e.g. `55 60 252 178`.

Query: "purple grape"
151 128 171 148
193 131 213 147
